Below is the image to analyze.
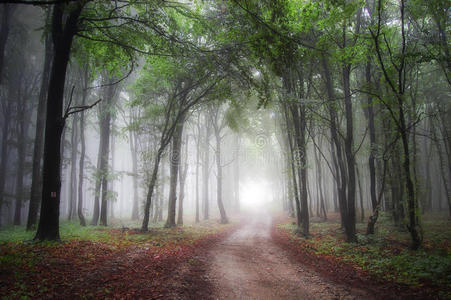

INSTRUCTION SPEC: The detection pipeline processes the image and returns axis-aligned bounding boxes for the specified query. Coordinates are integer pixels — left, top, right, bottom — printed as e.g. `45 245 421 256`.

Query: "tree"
369 0 423 249
132 51 225 231
202 112 211 220
27 11 52 230
0 4 15 84
98 76 119 227
13 67 39 225
34 1 86 241
0 0 205 240
177 134 189 225
166 111 185 228
77 65 90 227
209 103 229 224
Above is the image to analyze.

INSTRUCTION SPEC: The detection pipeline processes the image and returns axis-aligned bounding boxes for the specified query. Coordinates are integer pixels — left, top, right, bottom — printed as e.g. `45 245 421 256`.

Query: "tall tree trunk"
0 4 15 84
68 114 78 220
365 62 378 212
356 165 365 222
27 22 52 231
142 148 163 231
0 100 12 226
400 110 422 249
130 124 139 220
437 108 451 217
165 115 184 227
321 56 347 227
424 138 432 213
34 3 84 241
202 113 210 220
371 0 422 249
291 103 309 236
343 64 357 242
195 118 201 223
77 82 87 227
177 136 188 225
431 117 451 218
109 120 116 220
99 98 113 227
284 106 301 227
155 160 165 223
14 92 26 226
90 140 102 225
286 154 295 218
390 143 404 226
313 139 327 220
214 128 228 224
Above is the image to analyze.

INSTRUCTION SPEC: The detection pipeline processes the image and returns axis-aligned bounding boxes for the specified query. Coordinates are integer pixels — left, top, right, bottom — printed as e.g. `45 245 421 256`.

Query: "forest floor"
0 220 236 299
169 211 450 299
1 212 450 299
271 213 451 300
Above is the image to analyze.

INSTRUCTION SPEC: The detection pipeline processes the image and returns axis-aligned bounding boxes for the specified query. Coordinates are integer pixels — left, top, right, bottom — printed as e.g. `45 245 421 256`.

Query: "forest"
0 0 450 299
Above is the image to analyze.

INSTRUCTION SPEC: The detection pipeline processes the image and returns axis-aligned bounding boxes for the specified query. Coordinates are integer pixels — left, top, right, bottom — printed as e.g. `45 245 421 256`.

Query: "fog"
0 2 449 251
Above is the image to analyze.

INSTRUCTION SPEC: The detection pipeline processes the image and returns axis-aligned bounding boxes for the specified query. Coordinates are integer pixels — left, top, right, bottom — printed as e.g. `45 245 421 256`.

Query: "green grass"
278 212 451 297
0 222 113 243
0 218 235 245
0 218 171 243
0 218 235 300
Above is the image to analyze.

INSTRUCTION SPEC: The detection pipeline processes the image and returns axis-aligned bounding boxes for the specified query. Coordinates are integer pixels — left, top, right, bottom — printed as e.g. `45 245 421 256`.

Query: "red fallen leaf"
154 255 160 259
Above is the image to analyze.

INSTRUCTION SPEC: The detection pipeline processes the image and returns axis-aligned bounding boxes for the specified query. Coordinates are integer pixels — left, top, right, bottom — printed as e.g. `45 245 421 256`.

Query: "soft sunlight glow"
240 180 272 211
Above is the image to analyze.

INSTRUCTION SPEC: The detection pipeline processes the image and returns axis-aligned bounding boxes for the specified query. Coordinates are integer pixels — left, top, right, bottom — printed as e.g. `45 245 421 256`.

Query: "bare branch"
63 85 76 120
64 98 102 120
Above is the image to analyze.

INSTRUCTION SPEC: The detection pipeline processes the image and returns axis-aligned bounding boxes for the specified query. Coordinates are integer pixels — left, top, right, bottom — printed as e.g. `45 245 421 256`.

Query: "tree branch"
64 98 102 120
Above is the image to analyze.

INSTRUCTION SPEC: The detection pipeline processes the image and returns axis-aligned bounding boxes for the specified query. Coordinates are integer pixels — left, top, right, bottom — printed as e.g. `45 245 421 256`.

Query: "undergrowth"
277 213 451 298
0 219 234 299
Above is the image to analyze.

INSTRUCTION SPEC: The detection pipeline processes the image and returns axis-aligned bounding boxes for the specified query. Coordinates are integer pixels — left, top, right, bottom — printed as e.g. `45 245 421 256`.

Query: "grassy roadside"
0 220 235 299
273 213 451 299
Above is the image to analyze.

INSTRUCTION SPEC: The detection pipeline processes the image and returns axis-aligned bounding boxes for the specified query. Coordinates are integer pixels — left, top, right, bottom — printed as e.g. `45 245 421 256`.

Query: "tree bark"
214 126 228 224
99 83 115 227
177 136 188 225
290 102 309 236
282 101 301 228
156 160 165 223
0 4 15 84
202 112 210 220
0 97 12 226
130 116 139 220
313 138 327 220
90 139 102 225
34 2 84 241
68 113 78 220
77 70 88 227
27 21 52 231
14 87 27 225
195 116 201 223
431 117 451 218
77 106 86 226
141 148 163 231
356 165 365 222
365 62 378 212
321 56 347 229
165 115 184 227
343 64 357 242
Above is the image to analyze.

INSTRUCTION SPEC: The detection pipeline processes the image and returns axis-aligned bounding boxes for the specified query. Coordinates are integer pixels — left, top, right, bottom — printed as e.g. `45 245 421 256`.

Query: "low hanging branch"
64 98 102 118
63 85 102 120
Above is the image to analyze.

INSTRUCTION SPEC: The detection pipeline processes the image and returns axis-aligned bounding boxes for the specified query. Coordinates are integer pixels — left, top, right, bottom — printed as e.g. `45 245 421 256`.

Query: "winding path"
204 212 373 300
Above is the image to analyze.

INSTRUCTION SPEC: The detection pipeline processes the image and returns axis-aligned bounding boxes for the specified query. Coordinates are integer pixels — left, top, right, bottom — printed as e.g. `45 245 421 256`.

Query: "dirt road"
204 212 372 300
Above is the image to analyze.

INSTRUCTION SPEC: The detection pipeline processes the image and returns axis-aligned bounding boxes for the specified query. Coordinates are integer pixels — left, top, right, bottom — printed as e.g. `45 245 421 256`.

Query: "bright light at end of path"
240 180 272 211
